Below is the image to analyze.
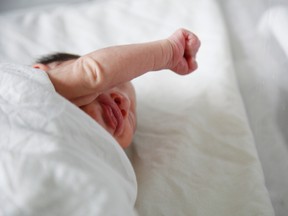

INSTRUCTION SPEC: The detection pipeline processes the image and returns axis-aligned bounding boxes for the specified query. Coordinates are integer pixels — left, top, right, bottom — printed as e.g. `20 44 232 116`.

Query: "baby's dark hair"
35 52 80 64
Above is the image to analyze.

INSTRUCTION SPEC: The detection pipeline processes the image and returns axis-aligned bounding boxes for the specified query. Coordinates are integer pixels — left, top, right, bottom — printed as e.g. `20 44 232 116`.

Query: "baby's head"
34 53 137 148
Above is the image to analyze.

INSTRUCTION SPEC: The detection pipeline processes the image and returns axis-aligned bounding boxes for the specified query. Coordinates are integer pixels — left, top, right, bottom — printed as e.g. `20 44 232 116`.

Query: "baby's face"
80 82 137 148
34 60 137 148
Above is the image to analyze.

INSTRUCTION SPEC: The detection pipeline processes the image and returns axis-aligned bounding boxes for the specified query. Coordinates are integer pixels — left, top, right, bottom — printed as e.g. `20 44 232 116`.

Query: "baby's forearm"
75 39 172 92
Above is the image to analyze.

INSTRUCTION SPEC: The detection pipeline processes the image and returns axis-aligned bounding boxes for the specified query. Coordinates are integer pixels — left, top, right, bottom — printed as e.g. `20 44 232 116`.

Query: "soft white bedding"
218 1 288 215
0 63 137 215
0 0 275 215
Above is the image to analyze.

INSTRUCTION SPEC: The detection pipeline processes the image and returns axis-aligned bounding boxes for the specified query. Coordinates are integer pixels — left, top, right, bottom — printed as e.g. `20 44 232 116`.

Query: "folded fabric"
259 6 288 58
0 63 138 216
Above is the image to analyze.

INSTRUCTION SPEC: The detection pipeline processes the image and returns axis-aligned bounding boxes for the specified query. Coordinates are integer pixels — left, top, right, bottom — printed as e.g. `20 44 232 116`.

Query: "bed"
0 0 286 215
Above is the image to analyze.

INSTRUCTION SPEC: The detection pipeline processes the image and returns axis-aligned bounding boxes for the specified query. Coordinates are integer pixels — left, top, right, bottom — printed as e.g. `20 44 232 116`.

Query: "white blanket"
0 63 137 215
0 0 274 215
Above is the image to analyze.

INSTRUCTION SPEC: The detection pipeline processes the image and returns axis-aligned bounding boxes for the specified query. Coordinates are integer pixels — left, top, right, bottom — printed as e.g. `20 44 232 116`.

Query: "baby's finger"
185 33 201 58
188 57 198 72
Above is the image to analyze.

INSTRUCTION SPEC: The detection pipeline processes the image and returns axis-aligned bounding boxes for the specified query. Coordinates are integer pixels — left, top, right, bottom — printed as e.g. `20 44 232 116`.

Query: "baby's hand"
167 28 200 75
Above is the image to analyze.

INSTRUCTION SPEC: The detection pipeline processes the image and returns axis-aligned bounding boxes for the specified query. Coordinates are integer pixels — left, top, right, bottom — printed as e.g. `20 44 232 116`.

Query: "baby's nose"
110 93 130 117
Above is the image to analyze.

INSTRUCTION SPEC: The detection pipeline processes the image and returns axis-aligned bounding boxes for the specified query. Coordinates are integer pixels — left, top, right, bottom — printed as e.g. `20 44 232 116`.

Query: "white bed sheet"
217 1 288 215
0 0 275 215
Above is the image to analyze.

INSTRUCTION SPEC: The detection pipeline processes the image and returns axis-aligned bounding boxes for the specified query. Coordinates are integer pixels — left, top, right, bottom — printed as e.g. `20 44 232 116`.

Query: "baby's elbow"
73 56 105 91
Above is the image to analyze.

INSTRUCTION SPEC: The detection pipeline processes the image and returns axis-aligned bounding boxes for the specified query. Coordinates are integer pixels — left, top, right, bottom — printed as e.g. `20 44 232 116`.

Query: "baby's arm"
47 29 200 106
82 28 200 81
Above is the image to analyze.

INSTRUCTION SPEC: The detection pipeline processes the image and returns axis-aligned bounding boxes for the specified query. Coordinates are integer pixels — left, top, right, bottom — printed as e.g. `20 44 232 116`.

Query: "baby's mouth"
101 102 124 136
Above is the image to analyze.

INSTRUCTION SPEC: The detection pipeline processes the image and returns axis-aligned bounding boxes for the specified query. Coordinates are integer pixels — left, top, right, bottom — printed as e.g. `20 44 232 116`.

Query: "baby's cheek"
80 103 101 121
81 106 108 131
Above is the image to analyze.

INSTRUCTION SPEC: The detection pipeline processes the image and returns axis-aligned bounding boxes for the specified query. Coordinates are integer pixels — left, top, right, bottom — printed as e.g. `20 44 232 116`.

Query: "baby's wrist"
158 39 174 70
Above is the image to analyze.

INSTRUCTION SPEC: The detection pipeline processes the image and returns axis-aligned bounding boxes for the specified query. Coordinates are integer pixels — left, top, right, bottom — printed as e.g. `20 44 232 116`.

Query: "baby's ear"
33 63 50 71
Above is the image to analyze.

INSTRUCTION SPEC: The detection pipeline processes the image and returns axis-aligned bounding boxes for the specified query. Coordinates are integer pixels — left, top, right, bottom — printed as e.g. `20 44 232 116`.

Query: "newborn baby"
33 28 201 148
